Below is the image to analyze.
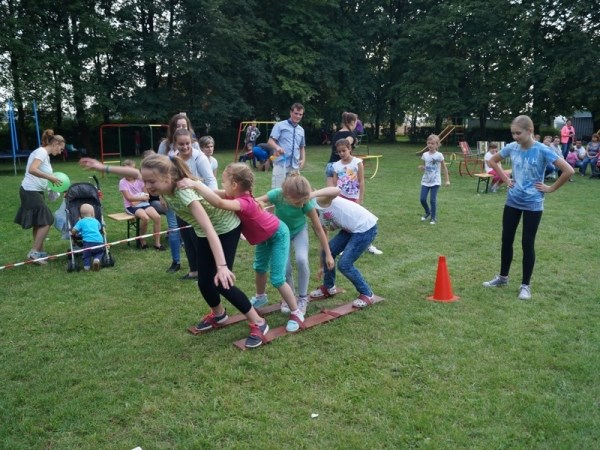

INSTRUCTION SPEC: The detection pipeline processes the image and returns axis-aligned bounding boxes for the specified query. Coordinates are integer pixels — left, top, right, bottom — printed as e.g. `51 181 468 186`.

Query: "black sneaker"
245 321 269 348
194 311 228 331
166 261 181 273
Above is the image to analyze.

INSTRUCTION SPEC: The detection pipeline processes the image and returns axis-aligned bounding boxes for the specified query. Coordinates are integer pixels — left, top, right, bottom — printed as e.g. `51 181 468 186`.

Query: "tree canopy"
1 0 598 149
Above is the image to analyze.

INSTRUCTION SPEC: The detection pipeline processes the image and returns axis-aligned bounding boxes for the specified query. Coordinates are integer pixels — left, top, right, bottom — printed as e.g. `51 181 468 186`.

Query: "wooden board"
187 289 347 336
232 295 384 350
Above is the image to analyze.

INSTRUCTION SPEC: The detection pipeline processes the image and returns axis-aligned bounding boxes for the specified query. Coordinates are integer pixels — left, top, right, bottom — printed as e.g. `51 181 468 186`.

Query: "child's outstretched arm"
80 158 141 179
177 178 241 212
187 200 236 289
307 209 334 270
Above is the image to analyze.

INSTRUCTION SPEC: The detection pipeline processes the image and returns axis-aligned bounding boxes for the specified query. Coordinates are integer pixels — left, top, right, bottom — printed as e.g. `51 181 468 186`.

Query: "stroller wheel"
102 253 115 267
67 260 77 273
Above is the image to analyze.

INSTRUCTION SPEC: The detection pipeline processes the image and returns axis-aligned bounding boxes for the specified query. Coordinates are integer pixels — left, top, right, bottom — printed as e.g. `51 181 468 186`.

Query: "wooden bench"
107 212 140 246
474 169 512 193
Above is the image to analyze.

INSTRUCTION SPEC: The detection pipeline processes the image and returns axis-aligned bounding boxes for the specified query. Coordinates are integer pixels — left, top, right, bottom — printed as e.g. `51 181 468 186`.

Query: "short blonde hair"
80 203 95 218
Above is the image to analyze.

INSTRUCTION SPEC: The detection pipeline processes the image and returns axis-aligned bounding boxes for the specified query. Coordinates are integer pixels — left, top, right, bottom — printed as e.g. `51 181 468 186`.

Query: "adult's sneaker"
245 321 269 348
518 284 531 300
27 251 48 265
166 261 181 273
250 294 268 309
482 275 508 287
194 310 228 332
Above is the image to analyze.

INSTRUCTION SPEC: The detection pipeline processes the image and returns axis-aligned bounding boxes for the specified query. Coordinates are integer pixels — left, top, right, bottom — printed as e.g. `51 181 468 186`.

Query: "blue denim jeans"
82 241 104 268
165 209 181 263
580 156 598 175
420 185 440 221
322 224 377 297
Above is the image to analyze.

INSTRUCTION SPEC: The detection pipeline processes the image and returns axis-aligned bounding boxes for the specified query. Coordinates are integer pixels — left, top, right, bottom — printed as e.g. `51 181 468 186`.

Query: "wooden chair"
458 141 484 177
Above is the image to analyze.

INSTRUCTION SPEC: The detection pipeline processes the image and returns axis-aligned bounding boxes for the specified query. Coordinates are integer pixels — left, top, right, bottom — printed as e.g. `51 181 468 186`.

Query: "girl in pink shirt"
180 163 306 334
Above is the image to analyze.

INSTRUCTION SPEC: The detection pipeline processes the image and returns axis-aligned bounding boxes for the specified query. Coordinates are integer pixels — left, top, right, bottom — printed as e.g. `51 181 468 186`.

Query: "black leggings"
178 216 199 273
500 205 543 285
196 225 252 314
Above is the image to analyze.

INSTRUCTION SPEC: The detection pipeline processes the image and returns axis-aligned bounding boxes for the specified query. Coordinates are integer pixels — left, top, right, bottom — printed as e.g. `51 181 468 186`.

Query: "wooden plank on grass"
232 295 384 350
186 288 347 336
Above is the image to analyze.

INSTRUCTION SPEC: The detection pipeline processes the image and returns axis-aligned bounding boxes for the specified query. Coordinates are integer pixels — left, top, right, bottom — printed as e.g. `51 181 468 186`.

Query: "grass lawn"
0 143 598 449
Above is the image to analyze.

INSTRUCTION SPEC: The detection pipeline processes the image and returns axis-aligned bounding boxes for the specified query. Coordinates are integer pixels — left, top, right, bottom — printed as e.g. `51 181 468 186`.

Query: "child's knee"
271 276 286 289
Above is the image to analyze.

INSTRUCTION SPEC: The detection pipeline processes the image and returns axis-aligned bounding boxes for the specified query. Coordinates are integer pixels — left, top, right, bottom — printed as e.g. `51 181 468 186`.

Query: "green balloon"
49 172 71 193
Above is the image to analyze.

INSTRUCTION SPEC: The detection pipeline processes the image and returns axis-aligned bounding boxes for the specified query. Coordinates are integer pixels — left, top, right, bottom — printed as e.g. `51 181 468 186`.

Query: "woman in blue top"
483 115 573 300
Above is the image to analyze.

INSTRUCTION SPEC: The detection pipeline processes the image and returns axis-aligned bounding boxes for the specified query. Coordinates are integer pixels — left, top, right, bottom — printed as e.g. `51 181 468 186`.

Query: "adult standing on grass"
483 115 574 300
158 113 217 279
14 129 66 264
560 118 575 158
268 103 306 188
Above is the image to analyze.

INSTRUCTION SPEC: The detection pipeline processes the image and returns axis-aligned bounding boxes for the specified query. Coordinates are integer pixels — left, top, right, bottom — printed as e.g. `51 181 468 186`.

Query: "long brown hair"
141 154 197 185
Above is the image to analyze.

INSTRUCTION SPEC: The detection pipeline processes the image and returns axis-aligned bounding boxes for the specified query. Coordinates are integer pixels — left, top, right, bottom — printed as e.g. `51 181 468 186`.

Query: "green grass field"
0 143 598 449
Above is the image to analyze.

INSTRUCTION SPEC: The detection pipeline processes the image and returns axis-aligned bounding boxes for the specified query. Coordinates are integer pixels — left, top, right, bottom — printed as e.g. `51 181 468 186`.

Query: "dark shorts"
14 187 54 229
126 203 152 215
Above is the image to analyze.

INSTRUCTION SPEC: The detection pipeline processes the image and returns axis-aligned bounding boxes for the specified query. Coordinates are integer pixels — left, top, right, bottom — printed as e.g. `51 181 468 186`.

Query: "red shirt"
235 193 280 245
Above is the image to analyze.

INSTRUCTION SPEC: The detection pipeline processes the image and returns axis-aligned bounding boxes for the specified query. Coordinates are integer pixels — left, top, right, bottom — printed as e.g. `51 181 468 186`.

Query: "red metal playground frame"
234 121 276 162
99 123 168 164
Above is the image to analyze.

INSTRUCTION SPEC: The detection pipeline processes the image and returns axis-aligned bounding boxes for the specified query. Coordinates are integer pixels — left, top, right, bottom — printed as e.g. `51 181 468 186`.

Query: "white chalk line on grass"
0 225 192 271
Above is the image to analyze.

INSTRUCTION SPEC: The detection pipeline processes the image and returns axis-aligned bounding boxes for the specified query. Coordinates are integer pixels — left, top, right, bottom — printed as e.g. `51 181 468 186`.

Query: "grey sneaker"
245 321 269 348
280 301 291 314
297 296 309 314
27 251 48 265
483 275 508 287
250 294 268 309
518 284 531 300
194 310 228 331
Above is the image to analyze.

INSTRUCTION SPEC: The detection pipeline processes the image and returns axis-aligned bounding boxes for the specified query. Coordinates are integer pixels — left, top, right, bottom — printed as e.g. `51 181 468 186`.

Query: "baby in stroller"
72 203 104 271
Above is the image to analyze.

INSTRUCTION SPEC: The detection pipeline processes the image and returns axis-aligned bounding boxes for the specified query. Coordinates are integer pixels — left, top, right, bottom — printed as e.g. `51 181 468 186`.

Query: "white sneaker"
368 245 383 255
430 220 436 225
518 284 531 300
483 275 508 287
421 215 430 221
280 301 291 314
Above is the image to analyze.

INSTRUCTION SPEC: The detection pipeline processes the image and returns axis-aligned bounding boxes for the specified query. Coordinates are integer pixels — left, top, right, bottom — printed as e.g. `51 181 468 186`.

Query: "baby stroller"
64 176 115 272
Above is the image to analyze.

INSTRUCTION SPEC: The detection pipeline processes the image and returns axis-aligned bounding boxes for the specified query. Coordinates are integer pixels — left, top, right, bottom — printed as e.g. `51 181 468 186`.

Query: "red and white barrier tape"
0 225 192 271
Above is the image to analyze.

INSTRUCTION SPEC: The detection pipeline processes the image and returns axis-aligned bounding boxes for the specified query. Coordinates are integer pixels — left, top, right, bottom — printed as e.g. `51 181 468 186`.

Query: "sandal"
309 285 337 299
352 294 374 309
140 243 148 250
154 245 166 251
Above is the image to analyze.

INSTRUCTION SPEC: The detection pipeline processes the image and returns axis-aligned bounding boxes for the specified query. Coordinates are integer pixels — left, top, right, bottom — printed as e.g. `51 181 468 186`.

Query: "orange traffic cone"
427 255 460 302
